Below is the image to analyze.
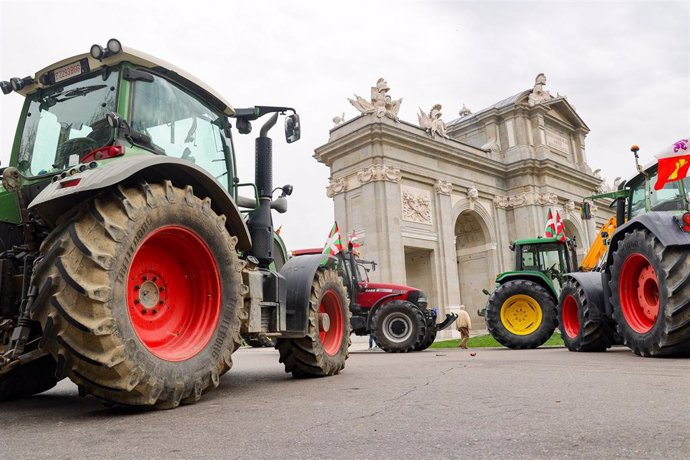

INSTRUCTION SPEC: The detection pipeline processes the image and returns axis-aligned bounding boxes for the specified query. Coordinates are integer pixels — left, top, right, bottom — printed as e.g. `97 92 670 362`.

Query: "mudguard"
562 271 607 321
280 253 332 334
496 271 558 298
27 155 251 251
606 212 690 267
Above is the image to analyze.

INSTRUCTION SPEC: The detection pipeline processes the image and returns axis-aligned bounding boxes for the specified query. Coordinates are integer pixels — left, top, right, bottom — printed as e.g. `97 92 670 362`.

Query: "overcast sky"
1 0 688 250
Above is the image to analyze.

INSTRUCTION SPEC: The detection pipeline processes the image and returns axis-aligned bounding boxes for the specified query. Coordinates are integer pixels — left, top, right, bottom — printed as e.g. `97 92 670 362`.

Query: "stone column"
434 179 459 317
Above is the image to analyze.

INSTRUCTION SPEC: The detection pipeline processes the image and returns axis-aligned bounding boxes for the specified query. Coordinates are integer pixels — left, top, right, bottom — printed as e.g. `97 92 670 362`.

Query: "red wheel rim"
318 290 344 356
126 226 221 362
561 294 580 339
619 254 659 334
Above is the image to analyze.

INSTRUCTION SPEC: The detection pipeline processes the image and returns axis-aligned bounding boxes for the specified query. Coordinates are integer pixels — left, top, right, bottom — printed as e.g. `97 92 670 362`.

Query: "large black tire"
485 279 558 349
0 354 58 401
609 229 690 357
29 181 244 408
558 278 613 352
371 300 426 353
414 325 437 351
278 268 351 377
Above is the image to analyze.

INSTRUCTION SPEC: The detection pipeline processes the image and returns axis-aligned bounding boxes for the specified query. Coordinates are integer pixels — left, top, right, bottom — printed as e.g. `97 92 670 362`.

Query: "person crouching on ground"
456 305 472 349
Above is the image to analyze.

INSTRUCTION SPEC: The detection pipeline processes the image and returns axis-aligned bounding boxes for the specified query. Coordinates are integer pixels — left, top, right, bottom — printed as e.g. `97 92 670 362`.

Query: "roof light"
90 39 122 61
9 76 34 92
90 44 105 60
0 81 12 95
107 38 122 54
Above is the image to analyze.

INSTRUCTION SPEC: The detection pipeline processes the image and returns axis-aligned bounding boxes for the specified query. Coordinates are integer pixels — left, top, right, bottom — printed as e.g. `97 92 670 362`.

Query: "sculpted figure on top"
349 78 403 121
418 104 449 139
527 73 554 106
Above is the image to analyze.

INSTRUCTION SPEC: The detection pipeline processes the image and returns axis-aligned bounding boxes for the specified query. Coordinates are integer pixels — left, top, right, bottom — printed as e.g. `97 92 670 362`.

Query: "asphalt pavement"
2 341 688 459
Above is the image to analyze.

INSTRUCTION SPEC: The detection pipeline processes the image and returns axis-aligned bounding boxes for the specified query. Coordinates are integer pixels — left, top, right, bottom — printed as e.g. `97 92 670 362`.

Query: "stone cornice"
315 120 503 177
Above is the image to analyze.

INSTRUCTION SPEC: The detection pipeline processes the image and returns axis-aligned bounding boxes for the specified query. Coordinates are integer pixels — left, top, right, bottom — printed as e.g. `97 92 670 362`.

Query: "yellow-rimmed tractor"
483 237 577 349
0 39 352 407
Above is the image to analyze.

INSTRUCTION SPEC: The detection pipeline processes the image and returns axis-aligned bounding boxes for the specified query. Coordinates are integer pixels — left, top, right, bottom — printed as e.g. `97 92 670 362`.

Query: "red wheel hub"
619 254 659 334
318 290 344 356
561 294 580 339
127 226 221 361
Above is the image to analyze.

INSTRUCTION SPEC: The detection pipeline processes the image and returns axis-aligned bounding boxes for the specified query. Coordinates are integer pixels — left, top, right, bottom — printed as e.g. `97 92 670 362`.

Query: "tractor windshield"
520 242 570 273
629 166 690 218
16 70 119 177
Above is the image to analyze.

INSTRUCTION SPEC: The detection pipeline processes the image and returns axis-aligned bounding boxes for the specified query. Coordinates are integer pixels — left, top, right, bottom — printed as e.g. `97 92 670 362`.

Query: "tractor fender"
280 253 332 333
367 296 420 330
606 212 690 268
27 155 251 251
496 272 558 299
562 271 609 321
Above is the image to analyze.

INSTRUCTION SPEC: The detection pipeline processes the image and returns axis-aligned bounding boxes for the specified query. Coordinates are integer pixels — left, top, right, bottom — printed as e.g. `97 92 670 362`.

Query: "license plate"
53 61 83 83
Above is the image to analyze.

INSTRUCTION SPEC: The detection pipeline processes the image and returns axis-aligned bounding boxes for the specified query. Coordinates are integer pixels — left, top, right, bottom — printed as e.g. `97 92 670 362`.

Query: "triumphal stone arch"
315 75 614 334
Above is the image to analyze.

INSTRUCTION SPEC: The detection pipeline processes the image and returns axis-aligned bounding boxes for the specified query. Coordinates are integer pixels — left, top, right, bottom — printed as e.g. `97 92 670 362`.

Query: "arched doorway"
455 210 494 316
563 219 585 262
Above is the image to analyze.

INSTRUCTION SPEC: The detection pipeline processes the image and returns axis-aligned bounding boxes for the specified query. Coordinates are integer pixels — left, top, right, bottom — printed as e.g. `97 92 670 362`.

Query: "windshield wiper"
58 84 107 101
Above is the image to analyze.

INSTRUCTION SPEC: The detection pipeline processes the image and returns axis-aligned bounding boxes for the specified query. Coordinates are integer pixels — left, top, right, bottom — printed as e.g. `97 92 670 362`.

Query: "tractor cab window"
629 179 647 218
17 70 119 177
649 170 685 212
520 242 569 273
131 74 231 189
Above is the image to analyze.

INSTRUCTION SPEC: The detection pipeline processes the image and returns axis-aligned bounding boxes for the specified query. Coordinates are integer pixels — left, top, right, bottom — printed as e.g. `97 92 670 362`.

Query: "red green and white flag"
654 137 690 190
321 222 343 263
545 208 566 241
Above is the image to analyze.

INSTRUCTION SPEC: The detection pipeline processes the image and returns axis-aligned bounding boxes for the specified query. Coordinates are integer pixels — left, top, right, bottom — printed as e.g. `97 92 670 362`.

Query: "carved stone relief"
401 186 432 225
357 164 402 184
494 192 559 209
434 179 453 196
326 177 346 198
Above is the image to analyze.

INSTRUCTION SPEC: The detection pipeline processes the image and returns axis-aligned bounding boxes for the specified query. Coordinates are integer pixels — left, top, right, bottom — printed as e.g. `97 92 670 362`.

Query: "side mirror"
285 114 300 144
581 201 591 220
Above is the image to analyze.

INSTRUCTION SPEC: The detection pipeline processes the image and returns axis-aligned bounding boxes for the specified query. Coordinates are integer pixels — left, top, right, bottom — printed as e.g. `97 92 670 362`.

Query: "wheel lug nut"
135 285 140 290
143 276 148 281
141 309 147 315
134 299 140 304
158 300 164 305
153 309 158 314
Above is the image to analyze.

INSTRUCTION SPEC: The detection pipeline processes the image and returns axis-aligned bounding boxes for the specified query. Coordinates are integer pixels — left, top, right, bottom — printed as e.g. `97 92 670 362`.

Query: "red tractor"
293 247 457 352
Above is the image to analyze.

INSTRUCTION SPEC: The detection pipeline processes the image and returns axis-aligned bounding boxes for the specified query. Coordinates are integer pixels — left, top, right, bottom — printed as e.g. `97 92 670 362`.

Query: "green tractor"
559 145 690 356
0 39 353 407
483 237 577 349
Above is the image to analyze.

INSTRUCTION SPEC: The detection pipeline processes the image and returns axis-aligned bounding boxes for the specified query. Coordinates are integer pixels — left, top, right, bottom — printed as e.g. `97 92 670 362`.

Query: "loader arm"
579 216 617 271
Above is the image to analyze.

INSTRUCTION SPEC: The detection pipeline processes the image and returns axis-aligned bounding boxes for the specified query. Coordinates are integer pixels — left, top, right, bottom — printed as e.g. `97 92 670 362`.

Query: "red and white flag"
654 137 690 190
321 222 343 263
545 208 566 242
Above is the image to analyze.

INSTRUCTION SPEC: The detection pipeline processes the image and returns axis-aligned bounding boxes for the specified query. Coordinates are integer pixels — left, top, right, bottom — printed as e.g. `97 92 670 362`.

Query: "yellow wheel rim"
500 294 543 335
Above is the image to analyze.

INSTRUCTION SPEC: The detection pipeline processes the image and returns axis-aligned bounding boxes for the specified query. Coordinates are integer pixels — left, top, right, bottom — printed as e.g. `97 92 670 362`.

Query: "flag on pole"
545 208 566 242
347 230 361 256
554 211 566 242
654 137 690 190
321 222 343 263
544 208 556 237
